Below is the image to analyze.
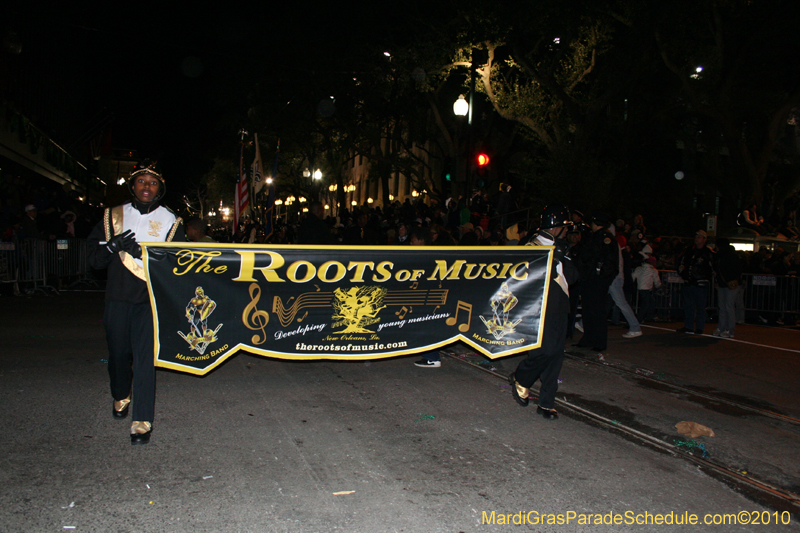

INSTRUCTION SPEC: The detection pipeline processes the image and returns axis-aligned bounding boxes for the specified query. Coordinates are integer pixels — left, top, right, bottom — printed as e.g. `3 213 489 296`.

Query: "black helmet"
540 204 572 229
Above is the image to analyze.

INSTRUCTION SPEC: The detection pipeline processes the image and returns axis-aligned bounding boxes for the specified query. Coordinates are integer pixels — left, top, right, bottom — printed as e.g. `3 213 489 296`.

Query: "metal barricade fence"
0 239 94 295
0 242 19 285
0 239 49 294
44 239 89 282
741 274 800 320
631 271 799 322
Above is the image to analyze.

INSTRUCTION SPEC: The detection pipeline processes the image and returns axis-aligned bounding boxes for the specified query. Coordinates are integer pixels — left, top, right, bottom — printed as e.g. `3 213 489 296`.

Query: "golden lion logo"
332 286 387 333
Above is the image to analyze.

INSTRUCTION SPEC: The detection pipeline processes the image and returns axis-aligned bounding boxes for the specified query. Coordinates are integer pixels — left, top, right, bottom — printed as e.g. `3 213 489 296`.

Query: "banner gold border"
143 243 554 376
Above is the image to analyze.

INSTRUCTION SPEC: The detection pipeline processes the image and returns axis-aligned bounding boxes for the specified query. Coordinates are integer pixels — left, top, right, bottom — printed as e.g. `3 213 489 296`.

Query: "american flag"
234 142 249 231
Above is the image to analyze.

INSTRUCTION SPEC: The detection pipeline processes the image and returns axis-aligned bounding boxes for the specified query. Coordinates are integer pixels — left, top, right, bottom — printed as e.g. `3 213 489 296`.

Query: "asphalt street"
1 292 799 532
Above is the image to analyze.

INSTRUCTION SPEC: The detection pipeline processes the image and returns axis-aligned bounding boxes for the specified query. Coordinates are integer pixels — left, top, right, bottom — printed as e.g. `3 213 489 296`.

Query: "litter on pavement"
675 421 715 438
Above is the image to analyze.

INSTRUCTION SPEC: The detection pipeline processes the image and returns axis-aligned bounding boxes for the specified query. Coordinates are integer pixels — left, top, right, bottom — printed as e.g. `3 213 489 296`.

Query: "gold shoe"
113 396 131 419
509 373 530 407
130 421 152 445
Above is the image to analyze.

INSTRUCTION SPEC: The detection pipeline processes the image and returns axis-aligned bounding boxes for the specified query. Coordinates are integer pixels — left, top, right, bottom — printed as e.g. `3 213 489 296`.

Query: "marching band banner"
143 243 554 376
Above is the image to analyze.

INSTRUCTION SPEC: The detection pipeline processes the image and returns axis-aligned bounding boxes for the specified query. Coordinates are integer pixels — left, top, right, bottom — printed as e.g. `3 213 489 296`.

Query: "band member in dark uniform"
508 205 578 420
574 212 618 354
87 164 184 444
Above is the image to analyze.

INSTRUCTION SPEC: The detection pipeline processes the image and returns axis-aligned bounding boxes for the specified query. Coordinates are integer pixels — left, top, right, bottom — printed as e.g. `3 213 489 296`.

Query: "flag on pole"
263 140 279 240
234 142 249 232
251 133 264 195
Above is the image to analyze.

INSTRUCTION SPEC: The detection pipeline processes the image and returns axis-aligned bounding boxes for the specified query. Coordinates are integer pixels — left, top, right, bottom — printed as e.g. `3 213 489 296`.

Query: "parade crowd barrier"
0 238 93 295
631 271 800 324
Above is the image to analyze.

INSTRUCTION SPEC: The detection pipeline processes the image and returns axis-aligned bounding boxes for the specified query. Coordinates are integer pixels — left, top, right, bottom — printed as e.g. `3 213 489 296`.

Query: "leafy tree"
201 158 236 214
425 2 628 208
622 0 800 214
419 0 800 229
349 52 445 206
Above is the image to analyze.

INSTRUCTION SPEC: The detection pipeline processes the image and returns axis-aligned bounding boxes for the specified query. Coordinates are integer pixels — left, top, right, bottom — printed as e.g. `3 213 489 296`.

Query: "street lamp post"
303 166 323 202
453 93 471 200
450 51 477 203
453 95 469 117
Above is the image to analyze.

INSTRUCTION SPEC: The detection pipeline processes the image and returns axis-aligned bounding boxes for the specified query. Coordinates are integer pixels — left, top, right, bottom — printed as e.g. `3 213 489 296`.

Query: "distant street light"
453 95 469 117
313 169 322 180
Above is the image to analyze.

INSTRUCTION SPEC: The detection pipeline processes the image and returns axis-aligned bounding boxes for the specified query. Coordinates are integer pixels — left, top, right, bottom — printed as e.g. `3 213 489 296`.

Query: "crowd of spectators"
221 190 532 248
220 194 800 280
738 189 800 240
222 196 800 330
1 179 101 243
4 179 799 292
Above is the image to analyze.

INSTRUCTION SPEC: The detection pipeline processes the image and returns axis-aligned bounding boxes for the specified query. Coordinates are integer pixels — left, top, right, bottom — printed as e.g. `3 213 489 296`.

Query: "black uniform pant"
514 310 568 410
567 282 581 337
104 300 156 422
580 277 613 350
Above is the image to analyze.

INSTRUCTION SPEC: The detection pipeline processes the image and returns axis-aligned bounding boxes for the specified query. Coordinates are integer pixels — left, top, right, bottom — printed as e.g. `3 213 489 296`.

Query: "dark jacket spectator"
298 202 333 244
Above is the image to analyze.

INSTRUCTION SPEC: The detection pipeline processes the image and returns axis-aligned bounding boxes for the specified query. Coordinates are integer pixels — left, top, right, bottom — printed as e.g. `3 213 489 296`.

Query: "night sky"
4 3 422 195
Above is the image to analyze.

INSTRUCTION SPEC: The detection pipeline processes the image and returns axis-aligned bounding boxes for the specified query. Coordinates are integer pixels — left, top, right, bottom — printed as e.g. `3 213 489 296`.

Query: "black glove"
553 238 569 262
106 230 136 254
124 239 142 259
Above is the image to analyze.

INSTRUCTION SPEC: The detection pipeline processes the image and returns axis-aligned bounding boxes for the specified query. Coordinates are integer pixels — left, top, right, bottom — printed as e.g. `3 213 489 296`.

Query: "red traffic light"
476 153 490 166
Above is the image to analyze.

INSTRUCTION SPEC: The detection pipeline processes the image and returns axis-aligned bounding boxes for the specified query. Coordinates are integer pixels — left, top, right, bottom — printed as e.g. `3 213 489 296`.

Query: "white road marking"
641 325 800 354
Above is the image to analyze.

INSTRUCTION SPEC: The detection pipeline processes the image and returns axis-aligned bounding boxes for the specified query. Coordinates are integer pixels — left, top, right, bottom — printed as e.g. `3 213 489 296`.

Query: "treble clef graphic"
243 283 269 344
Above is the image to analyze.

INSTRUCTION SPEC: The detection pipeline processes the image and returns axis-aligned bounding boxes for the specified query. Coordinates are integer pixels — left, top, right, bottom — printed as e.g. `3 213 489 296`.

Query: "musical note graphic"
297 311 308 322
243 283 270 344
273 288 448 328
446 300 472 332
410 281 419 289
395 306 409 319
